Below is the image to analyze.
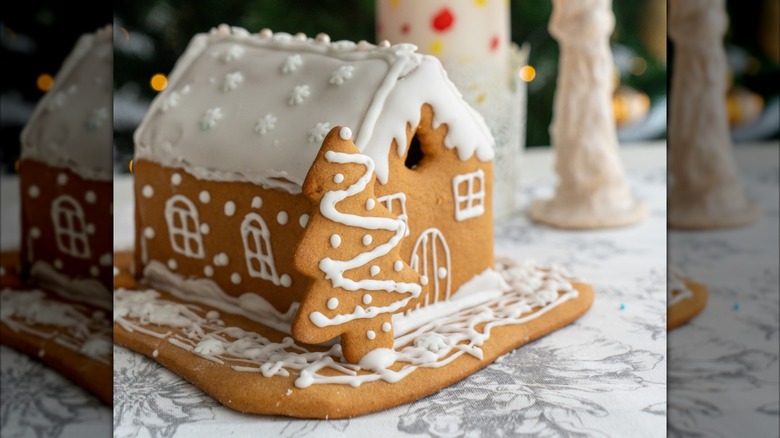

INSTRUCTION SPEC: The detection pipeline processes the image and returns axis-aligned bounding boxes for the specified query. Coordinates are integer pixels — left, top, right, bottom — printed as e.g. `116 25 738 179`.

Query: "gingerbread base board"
667 280 708 331
114 271 594 419
1 252 112 405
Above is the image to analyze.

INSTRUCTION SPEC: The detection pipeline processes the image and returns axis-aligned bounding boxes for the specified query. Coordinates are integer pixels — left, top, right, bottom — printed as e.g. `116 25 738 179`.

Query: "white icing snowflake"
86 107 109 131
288 85 310 106
414 333 450 353
254 114 277 135
162 85 191 112
329 65 354 85
200 107 223 130
223 45 245 62
222 72 244 92
308 122 331 143
46 91 68 111
281 54 303 74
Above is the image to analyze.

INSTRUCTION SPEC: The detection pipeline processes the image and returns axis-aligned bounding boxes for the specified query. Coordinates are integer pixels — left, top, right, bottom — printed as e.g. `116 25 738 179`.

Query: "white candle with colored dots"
376 0 510 74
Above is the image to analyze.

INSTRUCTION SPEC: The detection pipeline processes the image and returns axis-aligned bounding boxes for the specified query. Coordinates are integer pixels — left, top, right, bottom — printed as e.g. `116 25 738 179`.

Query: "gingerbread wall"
19 160 113 290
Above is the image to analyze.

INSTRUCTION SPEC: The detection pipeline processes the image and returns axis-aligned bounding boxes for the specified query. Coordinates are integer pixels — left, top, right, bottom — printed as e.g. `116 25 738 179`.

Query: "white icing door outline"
51 195 91 259
410 228 452 307
240 212 280 284
452 169 486 221
164 195 205 259
377 192 410 236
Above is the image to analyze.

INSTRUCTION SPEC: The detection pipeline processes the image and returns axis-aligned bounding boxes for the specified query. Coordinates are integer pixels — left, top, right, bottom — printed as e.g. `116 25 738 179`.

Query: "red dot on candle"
401 23 410 34
432 8 455 32
490 35 500 52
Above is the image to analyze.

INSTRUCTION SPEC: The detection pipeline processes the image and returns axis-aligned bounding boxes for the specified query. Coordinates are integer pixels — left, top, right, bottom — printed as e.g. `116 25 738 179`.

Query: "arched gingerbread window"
51 195 91 259
164 195 204 259
241 212 279 284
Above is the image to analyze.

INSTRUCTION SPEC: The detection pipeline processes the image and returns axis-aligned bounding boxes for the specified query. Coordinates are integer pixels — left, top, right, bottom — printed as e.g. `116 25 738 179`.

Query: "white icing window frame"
164 195 205 259
377 192 410 236
452 169 486 221
240 212 280 284
51 195 91 259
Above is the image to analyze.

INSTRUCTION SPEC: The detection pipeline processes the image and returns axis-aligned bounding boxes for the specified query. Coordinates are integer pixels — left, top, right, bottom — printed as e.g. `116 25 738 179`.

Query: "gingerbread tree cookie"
293 126 425 363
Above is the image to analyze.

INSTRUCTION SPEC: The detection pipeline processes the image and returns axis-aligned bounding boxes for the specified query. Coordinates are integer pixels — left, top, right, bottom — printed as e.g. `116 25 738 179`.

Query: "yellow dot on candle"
389 0 399 7
150 74 168 92
519 65 536 82
476 93 486 104
474 0 487 6
128 160 134 173
430 40 444 55
36 74 54 92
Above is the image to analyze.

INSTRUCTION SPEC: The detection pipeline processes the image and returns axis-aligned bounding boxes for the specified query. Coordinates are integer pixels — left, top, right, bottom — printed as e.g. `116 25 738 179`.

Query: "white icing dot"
86 224 96 234
142 185 154 198
231 273 242 284
277 211 288 225
251 196 263 209
362 234 373 246
30 227 41 238
171 173 182 185
214 253 229 266
152 350 159 358
204 265 214 277
57 174 68 186
280 274 292 287
339 127 352 140
90 266 99 277
144 227 155 239
333 173 344 183
299 214 309 228
367 330 376 340
200 223 210 234
85 191 97 204
394 260 403 272
28 185 40 198
330 234 341 248
167 259 178 270
370 265 380 276
382 322 392 332
224 201 236 216
54 259 63 269
420 275 429 285
366 199 376 210
438 267 448 279
199 191 211 203
363 294 372 305
327 297 339 310
99 253 111 266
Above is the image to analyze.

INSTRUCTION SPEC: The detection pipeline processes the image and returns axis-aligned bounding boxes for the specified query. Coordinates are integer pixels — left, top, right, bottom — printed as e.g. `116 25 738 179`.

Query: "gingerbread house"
132 26 495 318
18 26 113 309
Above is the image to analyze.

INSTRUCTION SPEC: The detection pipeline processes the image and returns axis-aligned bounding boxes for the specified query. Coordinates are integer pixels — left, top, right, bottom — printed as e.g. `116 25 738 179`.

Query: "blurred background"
1 0 777 175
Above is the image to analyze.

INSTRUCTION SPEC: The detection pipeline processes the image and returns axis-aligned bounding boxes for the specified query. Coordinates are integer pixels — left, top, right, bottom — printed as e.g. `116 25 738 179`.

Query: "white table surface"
2 142 776 437
110 142 669 438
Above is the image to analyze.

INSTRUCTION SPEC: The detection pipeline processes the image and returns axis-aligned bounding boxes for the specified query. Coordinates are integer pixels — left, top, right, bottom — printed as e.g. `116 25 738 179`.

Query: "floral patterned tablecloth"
16 142 773 437
107 144 669 437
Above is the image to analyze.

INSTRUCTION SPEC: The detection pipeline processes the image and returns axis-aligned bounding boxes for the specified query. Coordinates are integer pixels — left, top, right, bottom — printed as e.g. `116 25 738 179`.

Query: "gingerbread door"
410 228 451 306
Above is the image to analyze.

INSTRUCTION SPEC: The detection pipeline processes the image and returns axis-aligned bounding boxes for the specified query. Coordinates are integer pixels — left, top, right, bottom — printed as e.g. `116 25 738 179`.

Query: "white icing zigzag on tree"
310 150 422 328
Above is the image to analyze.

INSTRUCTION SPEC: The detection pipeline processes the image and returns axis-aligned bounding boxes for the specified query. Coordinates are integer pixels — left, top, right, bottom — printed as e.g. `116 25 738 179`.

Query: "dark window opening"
404 133 424 170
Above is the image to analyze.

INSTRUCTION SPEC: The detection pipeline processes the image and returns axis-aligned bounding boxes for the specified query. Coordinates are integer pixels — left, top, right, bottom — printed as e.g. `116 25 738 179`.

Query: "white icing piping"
668 268 694 306
116 257 580 388
29 260 111 310
310 151 421 328
1 288 112 364
143 260 297 334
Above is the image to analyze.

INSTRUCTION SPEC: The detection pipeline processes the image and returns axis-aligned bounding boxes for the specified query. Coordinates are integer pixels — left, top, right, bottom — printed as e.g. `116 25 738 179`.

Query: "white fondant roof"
134 26 494 192
20 25 113 181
